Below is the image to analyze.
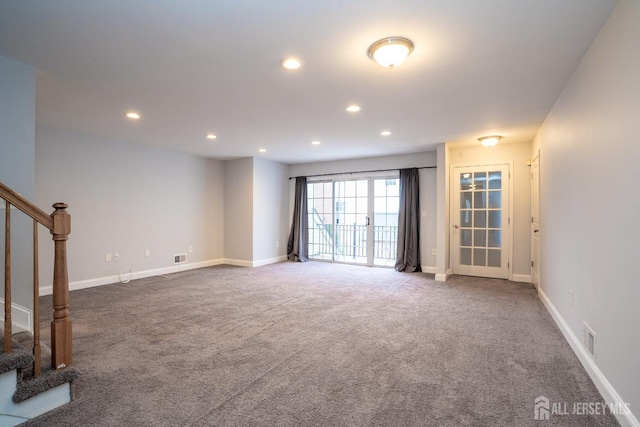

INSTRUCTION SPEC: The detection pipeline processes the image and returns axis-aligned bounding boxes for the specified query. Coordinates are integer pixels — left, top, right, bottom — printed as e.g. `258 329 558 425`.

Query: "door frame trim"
449 161 514 280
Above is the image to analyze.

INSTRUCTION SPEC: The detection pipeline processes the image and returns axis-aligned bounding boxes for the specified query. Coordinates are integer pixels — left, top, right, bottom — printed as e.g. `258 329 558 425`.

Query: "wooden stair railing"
1 181 72 376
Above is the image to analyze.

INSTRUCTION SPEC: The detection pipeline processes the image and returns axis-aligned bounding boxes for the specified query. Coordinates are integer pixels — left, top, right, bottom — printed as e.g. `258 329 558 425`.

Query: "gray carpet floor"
26 262 618 426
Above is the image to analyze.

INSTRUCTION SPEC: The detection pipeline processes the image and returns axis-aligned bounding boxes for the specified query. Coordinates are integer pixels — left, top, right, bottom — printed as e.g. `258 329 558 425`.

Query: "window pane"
487 249 501 267
474 192 486 209
387 196 399 213
473 248 486 266
488 211 501 228
461 248 472 265
460 230 472 247
474 172 486 190
488 171 502 189
461 192 472 209
345 181 356 195
357 180 368 196
374 179 386 195
374 197 386 212
386 179 399 196
460 173 472 190
474 210 486 228
474 230 486 247
356 197 367 213
345 198 356 213
489 191 501 208
488 230 501 248
460 210 472 227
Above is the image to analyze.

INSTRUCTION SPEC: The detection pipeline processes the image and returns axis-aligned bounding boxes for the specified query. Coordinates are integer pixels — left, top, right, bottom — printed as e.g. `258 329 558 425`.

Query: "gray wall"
0 55 36 310
36 126 224 285
223 157 253 262
449 141 532 277
289 151 438 270
253 158 289 263
533 0 639 418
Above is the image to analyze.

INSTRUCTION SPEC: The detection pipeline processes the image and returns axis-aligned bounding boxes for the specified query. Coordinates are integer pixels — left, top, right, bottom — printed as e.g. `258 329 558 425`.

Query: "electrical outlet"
431 249 437 256
188 246 193 253
569 290 573 305
145 249 150 257
114 252 120 261
105 253 112 262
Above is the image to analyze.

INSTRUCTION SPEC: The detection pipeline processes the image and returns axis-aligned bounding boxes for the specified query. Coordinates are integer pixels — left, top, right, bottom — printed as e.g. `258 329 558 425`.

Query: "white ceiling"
0 0 617 164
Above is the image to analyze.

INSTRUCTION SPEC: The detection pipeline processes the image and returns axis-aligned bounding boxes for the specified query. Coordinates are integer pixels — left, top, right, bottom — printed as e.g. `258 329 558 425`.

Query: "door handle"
454 224 459 229
534 229 539 233
366 217 370 226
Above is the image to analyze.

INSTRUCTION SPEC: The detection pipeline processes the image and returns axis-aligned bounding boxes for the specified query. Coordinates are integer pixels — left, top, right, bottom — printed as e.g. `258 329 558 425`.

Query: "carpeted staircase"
0 330 79 426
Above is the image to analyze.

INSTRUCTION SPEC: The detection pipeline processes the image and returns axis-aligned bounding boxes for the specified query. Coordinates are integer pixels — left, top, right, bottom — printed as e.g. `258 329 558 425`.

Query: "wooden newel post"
50 202 72 369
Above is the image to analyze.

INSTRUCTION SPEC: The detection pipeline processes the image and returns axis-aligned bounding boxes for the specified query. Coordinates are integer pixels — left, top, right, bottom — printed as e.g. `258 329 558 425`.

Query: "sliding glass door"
307 177 399 266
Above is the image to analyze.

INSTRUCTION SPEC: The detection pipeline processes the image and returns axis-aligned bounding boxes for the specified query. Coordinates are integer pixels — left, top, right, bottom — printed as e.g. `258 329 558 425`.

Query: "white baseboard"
40 259 225 295
421 266 437 274
252 255 287 267
222 258 253 267
538 288 639 427
0 299 32 333
223 256 287 268
435 268 451 282
511 274 532 283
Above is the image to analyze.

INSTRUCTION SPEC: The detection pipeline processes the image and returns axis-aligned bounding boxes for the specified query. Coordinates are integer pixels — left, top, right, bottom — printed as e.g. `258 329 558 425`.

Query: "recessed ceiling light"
206 133 217 140
258 148 267 153
125 112 141 120
380 131 392 136
311 141 321 145
346 105 361 113
281 58 302 70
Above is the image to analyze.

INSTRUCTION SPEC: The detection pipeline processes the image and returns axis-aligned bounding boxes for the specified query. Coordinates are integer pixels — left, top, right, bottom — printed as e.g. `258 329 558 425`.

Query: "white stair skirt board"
0 370 71 426
39 259 226 296
539 288 639 427
0 300 32 333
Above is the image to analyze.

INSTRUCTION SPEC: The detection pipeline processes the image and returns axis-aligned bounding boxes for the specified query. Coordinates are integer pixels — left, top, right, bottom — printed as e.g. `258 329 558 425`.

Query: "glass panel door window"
453 165 509 279
306 176 399 266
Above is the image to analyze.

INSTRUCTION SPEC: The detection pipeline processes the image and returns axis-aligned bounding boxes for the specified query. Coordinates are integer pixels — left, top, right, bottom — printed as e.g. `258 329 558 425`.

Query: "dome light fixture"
380 130 392 136
368 37 414 69
281 58 302 70
125 111 141 120
478 135 502 147
206 133 217 140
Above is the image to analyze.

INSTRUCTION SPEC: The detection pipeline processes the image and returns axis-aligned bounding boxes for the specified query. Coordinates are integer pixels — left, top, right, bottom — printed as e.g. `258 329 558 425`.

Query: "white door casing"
531 152 540 289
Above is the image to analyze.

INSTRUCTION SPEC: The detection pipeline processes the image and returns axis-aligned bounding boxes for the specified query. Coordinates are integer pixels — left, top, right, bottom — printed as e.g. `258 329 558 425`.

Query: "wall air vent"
173 253 187 264
583 322 596 360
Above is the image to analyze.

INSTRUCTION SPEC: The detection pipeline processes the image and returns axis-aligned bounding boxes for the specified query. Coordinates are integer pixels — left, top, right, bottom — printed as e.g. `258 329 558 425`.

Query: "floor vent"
583 322 596 360
173 253 187 264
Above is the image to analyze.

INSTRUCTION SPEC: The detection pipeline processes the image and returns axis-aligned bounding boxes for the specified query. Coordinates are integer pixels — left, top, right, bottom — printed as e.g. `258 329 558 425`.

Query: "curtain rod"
288 166 436 180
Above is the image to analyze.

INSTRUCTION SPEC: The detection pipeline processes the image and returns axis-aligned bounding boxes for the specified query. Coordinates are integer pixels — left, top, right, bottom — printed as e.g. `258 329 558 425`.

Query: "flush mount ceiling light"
380 130 392 136
478 135 502 147
258 148 267 153
125 111 141 120
206 133 217 140
368 37 414 69
281 58 302 70
346 104 361 113
311 140 321 145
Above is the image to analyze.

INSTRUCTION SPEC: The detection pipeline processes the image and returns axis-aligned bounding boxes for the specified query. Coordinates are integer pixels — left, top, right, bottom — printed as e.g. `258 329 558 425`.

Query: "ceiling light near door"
346 105 362 113
311 140 321 145
368 37 414 69
206 133 217 140
125 111 141 120
380 130 392 136
281 58 302 70
478 135 502 147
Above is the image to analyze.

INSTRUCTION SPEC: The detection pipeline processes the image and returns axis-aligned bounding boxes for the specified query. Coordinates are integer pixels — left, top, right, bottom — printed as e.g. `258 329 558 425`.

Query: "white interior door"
531 153 540 288
451 165 510 279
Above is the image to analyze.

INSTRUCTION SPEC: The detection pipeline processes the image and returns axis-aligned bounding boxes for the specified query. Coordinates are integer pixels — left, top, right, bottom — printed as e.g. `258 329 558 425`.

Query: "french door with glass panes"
307 177 399 267
452 165 510 279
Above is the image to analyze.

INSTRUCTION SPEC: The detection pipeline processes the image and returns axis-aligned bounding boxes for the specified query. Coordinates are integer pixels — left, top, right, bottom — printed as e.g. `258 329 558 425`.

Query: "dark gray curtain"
395 168 421 272
287 177 309 262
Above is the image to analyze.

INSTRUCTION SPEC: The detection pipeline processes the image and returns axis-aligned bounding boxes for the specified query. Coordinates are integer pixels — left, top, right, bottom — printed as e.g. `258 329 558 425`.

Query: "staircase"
1 331 79 426
1 182 77 425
